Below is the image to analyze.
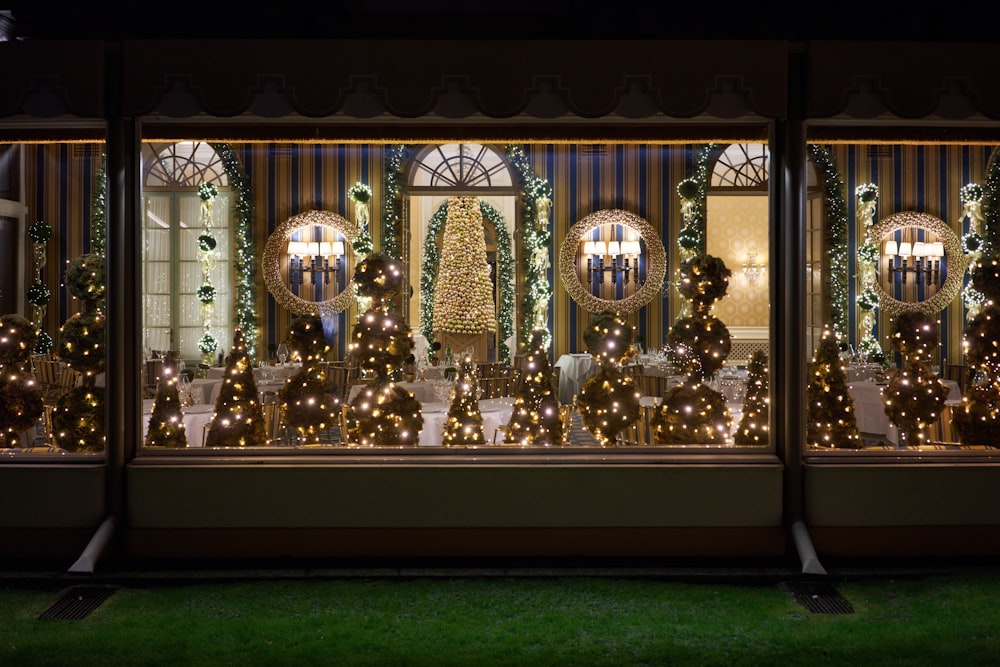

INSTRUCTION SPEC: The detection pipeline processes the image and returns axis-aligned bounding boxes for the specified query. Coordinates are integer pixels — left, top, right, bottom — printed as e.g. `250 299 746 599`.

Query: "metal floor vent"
39 585 117 620
781 581 855 614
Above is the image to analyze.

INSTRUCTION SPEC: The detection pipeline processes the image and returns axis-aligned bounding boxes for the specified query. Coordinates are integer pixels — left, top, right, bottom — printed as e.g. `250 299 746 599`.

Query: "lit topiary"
652 380 731 445
576 312 640 446
805 325 862 449
56 308 106 381
64 253 106 302
882 312 947 447
431 196 496 335
442 356 486 446
954 253 1000 447
0 314 43 447
143 362 188 449
51 386 105 453
280 362 338 445
734 350 769 447
503 329 563 446
205 328 267 447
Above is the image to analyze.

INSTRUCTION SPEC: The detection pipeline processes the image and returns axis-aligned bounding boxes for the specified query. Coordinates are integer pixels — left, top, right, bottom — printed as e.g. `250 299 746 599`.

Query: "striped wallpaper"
24 141 999 369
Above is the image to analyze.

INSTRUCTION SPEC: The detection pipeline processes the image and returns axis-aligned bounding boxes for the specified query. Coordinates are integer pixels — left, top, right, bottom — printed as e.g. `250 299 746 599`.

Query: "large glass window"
804 140 1000 454
136 139 773 455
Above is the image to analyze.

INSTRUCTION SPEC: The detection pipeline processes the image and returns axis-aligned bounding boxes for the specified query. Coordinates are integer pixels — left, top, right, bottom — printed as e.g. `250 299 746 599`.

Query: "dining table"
347 379 446 405
142 399 215 447
554 353 600 405
848 378 961 438
417 397 515 446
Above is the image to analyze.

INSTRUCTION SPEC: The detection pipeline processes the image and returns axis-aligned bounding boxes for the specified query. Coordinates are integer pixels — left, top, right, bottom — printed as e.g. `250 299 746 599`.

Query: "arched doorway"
403 143 518 363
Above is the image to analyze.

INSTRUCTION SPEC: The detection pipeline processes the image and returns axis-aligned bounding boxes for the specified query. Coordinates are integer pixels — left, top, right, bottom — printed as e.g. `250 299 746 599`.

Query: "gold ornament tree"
503 329 563 446
953 255 1000 446
279 314 337 445
205 328 267 447
576 311 641 447
52 254 107 453
805 325 862 449
734 349 769 446
0 314 44 447
346 252 422 446
652 254 733 444
143 360 188 448
442 356 487 446
882 310 948 448
432 196 496 360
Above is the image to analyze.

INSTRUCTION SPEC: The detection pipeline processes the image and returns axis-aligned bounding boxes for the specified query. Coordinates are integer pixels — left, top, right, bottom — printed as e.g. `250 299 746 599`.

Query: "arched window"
141 141 232 362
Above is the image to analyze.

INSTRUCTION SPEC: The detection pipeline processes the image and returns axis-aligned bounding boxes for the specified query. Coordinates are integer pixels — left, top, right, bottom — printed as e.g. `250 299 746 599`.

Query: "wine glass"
276 343 289 367
839 343 854 366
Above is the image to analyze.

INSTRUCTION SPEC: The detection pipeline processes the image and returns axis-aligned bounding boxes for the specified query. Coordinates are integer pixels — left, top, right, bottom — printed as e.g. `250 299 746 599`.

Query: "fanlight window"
711 143 769 188
145 141 229 188
411 143 513 188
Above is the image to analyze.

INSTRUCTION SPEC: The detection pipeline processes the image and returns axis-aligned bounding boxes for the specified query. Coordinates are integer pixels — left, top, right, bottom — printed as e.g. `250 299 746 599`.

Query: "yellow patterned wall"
706 195 769 330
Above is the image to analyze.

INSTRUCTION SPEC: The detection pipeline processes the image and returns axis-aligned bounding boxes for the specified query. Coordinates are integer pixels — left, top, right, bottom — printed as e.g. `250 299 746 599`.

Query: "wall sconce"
743 251 763 284
884 239 942 286
581 239 642 285
287 239 345 285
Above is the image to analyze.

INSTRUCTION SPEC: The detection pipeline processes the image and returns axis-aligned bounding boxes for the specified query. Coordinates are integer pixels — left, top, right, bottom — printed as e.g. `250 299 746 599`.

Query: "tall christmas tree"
882 310 948 448
441 356 486 446
576 311 641 447
432 196 496 336
346 253 422 446
503 329 563 446
0 314 44 447
280 314 337 444
143 360 188 448
652 254 733 444
805 324 862 449
954 255 1000 447
205 328 267 447
734 349 769 446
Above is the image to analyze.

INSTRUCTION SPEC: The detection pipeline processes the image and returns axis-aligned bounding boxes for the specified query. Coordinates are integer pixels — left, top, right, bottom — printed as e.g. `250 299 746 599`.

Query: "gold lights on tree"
734 349 770 447
205 328 267 447
503 329 563 446
279 314 337 445
953 255 1000 447
143 360 188 448
575 311 641 447
442 356 487 446
0 314 44 447
805 324 862 449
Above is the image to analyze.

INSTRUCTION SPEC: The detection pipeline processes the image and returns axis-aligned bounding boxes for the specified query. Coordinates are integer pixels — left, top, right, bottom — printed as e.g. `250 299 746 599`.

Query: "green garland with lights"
676 144 719 257
808 145 851 340
504 144 554 350
419 198 515 363
982 151 1000 257
90 153 106 257
211 142 258 360
381 145 414 260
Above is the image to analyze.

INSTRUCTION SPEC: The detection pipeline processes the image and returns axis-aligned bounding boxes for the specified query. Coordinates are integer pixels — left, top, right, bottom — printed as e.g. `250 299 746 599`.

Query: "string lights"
805 325 862 449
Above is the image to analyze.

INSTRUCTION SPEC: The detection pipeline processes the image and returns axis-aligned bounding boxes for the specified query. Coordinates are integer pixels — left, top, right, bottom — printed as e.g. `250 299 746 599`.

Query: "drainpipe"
68 515 117 574
777 44 827 577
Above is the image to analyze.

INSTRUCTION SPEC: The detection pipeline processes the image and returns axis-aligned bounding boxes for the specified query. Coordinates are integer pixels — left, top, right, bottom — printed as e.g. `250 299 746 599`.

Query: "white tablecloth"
208 380 285 406
207 363 301 381
554 353 600 405
348 380 444 405
849 379 961 436
142 400 215 447
418 397 514 446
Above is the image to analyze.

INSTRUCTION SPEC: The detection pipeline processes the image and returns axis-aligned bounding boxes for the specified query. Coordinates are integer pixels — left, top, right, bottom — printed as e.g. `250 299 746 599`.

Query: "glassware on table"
839 343 854 365
276 343 289 367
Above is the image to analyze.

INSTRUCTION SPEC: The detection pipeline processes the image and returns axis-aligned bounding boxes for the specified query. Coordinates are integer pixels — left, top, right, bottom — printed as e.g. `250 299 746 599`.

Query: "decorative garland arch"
419 199 516 363
807 144 851 339
984 146 1000 257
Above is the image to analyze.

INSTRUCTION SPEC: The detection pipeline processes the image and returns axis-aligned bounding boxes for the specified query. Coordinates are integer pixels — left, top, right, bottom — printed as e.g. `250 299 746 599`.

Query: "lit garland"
961 182 987 316
90 152 106 257
196 182 219 364
503 329 563 446
576 312 641 447
143 361 188 448
734 349 769 446
982 150 1000 258
0 314 44 447
381 144 414 260
205 328 266 447
442 356 487 446
504 144 554 349
419 197 515 363
346 253 422 446
805 324 862 449
807 145 850 340
855 183 880 355
211 142 258 360
27 219 52 354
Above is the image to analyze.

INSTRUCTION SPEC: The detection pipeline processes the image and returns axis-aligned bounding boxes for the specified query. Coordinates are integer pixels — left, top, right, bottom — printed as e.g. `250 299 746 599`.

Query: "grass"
2 571 1000 666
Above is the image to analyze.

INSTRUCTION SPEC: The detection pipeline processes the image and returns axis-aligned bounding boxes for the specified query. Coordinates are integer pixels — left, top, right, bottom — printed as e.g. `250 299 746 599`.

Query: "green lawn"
2 572 999 666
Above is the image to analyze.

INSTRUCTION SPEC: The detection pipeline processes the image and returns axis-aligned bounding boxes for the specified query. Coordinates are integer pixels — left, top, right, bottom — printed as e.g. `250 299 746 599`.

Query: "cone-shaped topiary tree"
280 314 337 445
882 310 948 448
575 311 641 447
442 356 486 446
805 324 862 449
503 329 563 446
734 349 769 446
143 360 188 448
954 254 1000 447
205 328 267 447
431 196 496 336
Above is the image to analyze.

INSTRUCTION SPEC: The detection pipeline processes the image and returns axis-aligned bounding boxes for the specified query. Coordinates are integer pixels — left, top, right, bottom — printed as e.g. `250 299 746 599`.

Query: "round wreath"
198 333 218 354
857 242 879 264
856 183 878 203
676 254 731 308
56 309 106 377
677 178 699 200
960 182 984 204
558 209 667 315
64 253 106 302
198 233 217 252
196 284 216 303
867 212 968 318
26 282 51 307
857 288 879 311
962 232 984 254
348 181 372 204
28 220 52 244
0 314 37 365
261 210 357 316
198 183 219 201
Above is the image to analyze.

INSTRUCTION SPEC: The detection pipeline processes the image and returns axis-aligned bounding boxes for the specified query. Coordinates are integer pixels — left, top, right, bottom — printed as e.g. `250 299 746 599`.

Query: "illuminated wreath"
262 210 357 316
865 211 968 318
558 209 667 314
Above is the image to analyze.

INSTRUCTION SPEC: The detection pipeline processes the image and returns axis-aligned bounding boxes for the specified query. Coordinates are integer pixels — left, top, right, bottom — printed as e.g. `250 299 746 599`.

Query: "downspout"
777 43 826 576
69 41 136 575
